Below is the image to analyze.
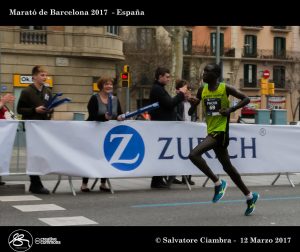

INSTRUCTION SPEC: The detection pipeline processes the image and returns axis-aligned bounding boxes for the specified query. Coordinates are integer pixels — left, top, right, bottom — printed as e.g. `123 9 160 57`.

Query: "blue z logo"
103 125 145 171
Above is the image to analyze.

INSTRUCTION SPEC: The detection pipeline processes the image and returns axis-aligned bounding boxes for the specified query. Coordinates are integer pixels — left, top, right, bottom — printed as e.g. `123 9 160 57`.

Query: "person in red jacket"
0 93 15 120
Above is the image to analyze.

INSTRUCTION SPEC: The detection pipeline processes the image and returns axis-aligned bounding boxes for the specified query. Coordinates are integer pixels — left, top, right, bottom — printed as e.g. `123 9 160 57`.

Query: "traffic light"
120 64 130 87
123 64 129 73
260 78 275 95
121 72 130 87
260 78 268 95
268 82 275 95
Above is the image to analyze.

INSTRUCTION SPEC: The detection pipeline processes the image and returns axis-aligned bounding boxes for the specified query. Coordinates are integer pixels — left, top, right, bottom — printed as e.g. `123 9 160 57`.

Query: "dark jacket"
86 94 123 121
176 102 185 121
149 81 185 121
17 84 52 120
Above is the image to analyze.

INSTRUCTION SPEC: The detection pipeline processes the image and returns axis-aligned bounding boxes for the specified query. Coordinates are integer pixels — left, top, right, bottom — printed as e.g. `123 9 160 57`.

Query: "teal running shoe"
245 192 259 216
212 180 227 203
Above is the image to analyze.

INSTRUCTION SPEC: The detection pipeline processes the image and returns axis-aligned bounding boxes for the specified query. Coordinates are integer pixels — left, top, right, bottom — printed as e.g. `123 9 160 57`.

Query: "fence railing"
20 30 47 44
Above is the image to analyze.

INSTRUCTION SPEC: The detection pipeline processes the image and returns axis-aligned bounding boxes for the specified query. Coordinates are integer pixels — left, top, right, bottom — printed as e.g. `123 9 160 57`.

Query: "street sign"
1 85 7 91
262 70 270 79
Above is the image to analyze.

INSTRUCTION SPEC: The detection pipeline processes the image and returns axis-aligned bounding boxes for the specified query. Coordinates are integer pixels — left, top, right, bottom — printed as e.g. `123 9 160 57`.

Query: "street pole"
0 29 2 93
216 26 223 81
298 98 300 121
216 26 220 65
126 87 130 113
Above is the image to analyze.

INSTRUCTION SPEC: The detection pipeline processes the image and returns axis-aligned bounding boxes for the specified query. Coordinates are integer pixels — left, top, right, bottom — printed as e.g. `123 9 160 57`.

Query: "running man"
188 63 259 216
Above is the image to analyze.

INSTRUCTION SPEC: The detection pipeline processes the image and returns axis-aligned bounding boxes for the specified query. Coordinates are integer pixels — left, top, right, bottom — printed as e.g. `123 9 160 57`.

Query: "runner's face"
203 65 217 83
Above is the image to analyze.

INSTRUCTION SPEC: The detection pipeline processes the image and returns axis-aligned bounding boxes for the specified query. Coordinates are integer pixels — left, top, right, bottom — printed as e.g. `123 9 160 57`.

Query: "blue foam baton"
47 97 72 110
120 102 159 119
46 92 63 107
107 93 113 116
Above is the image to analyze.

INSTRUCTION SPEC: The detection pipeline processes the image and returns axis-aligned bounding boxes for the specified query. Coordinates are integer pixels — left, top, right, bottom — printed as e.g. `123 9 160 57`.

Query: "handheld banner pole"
120 102 159 120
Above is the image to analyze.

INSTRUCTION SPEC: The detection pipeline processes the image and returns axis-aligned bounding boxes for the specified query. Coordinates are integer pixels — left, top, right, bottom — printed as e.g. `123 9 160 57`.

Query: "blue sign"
103 125 145 171
1 85 7 91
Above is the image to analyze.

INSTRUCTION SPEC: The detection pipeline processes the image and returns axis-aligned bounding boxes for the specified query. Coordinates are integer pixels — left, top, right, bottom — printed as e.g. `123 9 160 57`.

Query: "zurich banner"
0 121 18 175
25 120 300 177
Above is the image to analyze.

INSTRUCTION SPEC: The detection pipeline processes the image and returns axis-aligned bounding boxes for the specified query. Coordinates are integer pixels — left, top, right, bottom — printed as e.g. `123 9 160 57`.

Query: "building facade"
0 26 124 120
2 26 299 123
184 26 300 122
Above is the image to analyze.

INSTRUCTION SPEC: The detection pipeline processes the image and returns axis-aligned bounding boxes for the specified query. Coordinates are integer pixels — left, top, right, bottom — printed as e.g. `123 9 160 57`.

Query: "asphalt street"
1 174 300 226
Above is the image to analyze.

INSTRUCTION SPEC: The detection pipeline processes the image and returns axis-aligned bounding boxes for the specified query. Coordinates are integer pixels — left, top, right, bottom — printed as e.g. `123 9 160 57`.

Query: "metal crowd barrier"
6 121 299 196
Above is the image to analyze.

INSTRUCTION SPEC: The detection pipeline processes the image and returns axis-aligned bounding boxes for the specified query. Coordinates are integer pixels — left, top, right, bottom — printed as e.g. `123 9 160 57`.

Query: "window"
210 32 224 56
273 66 285 88
137 28 156 50
244 64 257 87
244 35 257 57
106 26 119 35
274 37 286 58
183 31 192 54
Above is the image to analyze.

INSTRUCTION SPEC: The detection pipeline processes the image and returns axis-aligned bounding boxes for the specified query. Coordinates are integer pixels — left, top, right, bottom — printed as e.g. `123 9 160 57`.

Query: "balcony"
242 48 258 58
192 46 235 57
0 27 124 60
271 26 292 32
224 48 235 57
239 78 259 89
192 45 211 56
257 49 295 61
20 30 47 44
242 26 263 31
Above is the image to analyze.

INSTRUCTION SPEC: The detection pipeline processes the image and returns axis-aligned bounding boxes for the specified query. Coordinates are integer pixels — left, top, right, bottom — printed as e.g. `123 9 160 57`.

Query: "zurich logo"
104 125 145 171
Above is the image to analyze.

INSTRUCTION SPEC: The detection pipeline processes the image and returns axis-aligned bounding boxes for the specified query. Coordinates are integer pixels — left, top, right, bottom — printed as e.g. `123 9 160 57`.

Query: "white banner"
25 120 300 177
0 120 18 175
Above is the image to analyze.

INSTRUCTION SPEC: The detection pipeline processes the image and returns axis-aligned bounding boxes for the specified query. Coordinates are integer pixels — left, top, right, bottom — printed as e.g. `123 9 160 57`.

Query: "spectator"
0 93 15 120
148 67 188 189
17 65 52 194
0 93 15 185
81 77 124 193
172 79 196 185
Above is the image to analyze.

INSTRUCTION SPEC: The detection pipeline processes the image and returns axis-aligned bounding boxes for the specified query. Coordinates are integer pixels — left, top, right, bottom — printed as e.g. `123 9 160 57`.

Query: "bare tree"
163 26 186 95
285 62 300 121
123 29 172 90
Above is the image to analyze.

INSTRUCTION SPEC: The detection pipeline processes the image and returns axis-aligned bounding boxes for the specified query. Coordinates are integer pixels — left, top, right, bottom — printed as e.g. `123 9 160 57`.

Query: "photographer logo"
8 229 33 252
104 125 145 171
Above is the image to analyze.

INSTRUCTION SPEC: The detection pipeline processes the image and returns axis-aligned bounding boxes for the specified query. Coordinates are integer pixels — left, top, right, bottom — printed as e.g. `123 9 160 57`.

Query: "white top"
183 101 191 121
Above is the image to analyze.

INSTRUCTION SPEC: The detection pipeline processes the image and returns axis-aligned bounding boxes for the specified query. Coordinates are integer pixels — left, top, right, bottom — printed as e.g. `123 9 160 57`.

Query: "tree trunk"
166 26 184 96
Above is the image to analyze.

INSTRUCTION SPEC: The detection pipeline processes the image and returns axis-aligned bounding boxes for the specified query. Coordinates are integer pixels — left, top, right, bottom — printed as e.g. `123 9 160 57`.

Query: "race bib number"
204 98 221 116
